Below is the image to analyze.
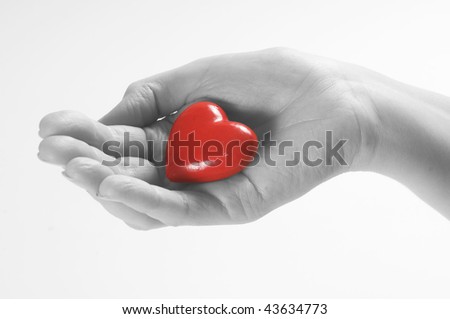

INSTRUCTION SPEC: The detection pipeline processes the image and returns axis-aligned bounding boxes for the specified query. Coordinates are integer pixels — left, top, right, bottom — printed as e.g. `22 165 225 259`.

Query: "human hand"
38 48 380 229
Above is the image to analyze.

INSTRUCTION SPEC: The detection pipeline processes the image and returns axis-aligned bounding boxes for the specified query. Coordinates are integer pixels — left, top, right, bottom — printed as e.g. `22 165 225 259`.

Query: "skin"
38 48 450 230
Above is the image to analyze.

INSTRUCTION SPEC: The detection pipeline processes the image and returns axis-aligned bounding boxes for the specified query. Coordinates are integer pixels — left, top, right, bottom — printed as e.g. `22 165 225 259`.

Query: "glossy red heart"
166 101 258 183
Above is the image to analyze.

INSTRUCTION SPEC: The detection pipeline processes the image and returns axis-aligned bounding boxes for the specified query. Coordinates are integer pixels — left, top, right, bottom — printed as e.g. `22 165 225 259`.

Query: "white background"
1 0 449 298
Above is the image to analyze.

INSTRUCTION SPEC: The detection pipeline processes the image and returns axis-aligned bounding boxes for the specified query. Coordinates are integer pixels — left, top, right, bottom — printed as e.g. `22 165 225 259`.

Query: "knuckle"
134 81 160 110
123 79 163 124
124 81 142 96
124 79 160 98
132 81 159 104
262 47 301 66
165 218 183 227
122 82 159 124
265 46 296 57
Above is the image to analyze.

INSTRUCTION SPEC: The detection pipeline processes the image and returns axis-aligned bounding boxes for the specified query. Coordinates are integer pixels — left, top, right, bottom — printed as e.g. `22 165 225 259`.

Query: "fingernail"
95 187 108 198
38 153 50 163
96 191 112 200
61 171 74 181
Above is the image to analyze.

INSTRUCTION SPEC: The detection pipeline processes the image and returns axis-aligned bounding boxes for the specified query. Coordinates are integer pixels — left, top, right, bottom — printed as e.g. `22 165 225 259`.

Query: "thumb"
99 60 209 127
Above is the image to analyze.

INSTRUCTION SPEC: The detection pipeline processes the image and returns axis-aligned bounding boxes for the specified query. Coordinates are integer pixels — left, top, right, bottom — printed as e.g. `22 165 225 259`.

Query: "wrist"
359 74 450 214
364 78 448 175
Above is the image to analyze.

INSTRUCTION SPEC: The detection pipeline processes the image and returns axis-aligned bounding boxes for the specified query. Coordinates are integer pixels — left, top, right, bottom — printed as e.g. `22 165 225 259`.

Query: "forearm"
366 76 450 218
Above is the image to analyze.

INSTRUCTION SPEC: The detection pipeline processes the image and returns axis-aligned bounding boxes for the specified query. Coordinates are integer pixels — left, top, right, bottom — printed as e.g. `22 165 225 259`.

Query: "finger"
39 110 149 158
141 118 172 164
99 59 211 126
137 103 193 164
39 110 113 143
66 157 161 188
64 157 165 230
38 136 163 184
98 175 228 226
98 48 301 127
38 135 112 166
101 200 164 231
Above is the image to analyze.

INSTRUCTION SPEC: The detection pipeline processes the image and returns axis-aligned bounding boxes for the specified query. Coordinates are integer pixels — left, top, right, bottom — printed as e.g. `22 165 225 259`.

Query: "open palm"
39 48 371 230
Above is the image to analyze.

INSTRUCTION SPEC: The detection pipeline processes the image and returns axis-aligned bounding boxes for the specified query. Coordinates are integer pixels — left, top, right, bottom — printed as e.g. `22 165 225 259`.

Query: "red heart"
166 101 258 183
